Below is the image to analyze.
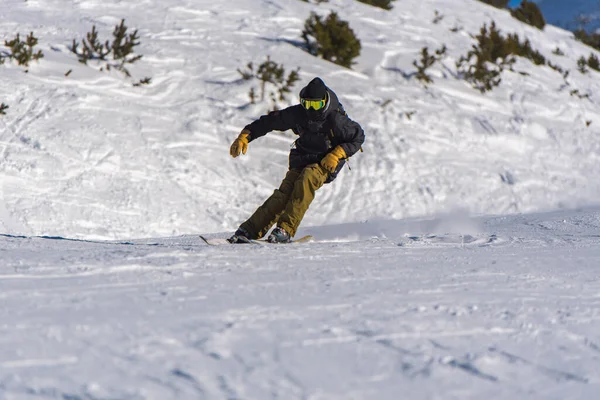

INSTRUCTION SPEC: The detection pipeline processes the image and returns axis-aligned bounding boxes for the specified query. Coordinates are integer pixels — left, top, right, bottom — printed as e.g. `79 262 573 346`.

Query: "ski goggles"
300 97 327 111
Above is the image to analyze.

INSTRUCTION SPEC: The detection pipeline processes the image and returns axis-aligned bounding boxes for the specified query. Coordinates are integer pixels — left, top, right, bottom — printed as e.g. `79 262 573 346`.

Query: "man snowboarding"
228 77 365 243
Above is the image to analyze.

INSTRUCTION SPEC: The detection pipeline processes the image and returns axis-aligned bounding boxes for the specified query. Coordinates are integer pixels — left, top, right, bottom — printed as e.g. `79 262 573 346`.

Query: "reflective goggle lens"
301 98 326 110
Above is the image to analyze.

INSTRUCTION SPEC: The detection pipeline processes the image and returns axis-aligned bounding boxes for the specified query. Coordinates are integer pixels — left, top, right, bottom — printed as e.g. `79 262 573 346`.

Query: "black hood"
300 77 328 99
299 77 339 121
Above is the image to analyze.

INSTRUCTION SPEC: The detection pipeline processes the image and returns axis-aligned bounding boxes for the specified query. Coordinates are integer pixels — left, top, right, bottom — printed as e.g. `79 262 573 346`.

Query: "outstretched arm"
243 106 299 142
230 106 299 158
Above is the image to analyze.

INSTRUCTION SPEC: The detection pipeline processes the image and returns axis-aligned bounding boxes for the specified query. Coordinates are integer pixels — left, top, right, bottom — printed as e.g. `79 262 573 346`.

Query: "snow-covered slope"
1 209 600 399
1 0 600 240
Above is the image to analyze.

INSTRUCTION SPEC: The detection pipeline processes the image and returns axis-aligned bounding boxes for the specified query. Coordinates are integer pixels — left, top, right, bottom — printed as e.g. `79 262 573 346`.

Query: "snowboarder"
228 77 365 243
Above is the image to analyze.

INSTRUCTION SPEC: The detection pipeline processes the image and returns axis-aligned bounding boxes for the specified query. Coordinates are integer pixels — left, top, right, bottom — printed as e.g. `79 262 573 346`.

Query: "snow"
2 209 600 399
1 0 600 398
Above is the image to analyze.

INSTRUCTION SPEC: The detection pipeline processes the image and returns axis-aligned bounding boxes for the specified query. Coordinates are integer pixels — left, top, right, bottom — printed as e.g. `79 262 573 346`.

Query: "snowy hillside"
1 0 600 239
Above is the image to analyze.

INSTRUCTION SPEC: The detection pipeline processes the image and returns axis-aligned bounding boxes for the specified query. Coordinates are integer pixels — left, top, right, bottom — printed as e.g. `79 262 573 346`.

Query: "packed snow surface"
1 209 600 399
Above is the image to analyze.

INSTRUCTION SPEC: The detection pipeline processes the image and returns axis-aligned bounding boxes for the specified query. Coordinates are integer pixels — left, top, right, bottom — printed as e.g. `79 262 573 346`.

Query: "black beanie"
301 77 327 99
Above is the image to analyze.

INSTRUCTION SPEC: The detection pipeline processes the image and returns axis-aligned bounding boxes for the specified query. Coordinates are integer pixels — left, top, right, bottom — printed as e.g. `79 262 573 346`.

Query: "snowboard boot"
267 227 291 243
228 227 251 244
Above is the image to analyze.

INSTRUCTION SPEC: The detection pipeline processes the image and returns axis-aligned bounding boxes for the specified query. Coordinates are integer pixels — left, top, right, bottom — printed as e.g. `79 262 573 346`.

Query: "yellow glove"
320 146 346 173
230 129 250 158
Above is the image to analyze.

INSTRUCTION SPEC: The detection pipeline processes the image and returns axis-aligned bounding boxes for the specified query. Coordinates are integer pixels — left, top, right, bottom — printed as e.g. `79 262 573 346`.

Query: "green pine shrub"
413 45 447 86
302 12 361 68
456 22 516 92
133 77 152 86
477 0 509 9
504 33 546 65
457 21 552 93
69 25 110 63
577 56 589 74
69 19 151 85
575 53 600 74
510 0 546 30
357 0 396 10
574 29 600 51
237 56 300 111
404 111 416 120
547 61 567 77
588 53 600 71
0 103 8 115
570 89 590 99
0 32 44 68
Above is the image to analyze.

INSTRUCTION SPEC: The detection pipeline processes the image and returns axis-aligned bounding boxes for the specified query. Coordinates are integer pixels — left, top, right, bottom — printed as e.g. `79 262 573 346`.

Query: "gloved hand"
230 129 250 158
320 146 346 173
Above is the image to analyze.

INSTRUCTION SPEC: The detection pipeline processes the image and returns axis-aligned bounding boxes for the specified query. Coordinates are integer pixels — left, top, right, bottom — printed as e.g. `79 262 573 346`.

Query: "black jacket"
244 88 365 182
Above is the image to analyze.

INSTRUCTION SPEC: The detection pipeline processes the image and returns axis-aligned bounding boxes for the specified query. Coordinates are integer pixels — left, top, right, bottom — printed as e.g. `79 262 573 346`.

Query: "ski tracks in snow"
1 209 600 398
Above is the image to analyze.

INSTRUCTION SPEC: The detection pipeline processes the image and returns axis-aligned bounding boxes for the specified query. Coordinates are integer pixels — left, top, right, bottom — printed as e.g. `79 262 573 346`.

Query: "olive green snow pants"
240 163 329 238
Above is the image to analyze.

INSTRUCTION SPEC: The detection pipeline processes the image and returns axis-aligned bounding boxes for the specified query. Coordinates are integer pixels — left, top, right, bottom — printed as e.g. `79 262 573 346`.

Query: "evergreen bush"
575 53 600 74
404 111 416 120
357 0 395 10
477 0 509 9
302 12 361 68
0 103 8 115
510 0 545 30
577 56 589 74
574 29 600 52
456 21 551 93
570 89 590 99
588 53 600 71
237 56 300 111
413 45 447 85
456 22 515 92
1 32 44 67
69 19 151 85
547 61 565 75
504 33 546 65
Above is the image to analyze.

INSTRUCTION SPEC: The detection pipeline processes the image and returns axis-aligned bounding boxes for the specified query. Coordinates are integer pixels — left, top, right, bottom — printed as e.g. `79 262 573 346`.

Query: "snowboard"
200 235 313 246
